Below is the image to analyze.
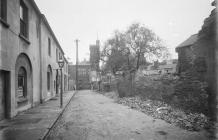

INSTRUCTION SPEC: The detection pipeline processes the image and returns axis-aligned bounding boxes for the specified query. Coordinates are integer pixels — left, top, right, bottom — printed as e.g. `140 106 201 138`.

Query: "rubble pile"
117 96 211 131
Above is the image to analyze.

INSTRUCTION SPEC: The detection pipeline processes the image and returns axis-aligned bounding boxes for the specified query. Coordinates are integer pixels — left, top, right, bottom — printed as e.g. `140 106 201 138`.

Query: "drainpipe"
39 15 43 103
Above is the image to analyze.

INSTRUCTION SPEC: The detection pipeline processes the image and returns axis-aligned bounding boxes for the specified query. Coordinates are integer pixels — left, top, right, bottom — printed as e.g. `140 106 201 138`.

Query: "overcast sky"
35 0 213 63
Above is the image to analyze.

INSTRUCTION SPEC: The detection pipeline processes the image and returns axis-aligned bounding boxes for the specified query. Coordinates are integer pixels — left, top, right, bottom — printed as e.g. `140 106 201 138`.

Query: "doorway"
47 65 53 98
0 71 10 120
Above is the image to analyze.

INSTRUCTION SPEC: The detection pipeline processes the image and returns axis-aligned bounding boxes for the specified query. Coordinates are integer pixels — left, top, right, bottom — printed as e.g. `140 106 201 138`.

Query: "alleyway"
46 90 209 140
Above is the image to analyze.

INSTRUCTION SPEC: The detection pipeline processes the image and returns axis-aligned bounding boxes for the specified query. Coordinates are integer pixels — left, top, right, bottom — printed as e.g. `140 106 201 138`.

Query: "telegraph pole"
75 39 79 90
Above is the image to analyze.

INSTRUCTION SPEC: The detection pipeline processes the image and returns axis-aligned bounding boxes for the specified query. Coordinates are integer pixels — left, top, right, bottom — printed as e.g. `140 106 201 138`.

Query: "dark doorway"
47 65 53 98
0 71 10 120
47 72 51 91
56 70 59 95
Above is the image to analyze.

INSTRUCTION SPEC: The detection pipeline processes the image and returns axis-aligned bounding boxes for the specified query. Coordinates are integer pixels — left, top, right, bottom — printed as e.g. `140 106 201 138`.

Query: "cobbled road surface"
46 90 210 140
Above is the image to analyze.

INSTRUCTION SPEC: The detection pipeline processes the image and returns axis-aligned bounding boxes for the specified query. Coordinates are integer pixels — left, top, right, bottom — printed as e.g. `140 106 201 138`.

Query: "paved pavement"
0 91 76 140
46 90 211 140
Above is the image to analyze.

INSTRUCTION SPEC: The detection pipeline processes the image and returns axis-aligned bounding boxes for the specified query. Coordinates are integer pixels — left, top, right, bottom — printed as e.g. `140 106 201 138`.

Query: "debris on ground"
116 96 212 131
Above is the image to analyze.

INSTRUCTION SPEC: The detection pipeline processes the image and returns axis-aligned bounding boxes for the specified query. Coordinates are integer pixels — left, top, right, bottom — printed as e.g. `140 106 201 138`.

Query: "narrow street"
46 90 209 140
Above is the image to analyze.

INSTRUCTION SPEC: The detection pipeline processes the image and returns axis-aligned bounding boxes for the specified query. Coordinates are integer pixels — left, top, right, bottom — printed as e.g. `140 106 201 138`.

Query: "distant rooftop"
78 59 90 65
176 34 198 49
159 64 177 69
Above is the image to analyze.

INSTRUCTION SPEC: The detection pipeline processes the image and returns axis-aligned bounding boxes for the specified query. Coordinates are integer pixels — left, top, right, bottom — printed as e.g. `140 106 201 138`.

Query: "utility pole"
75 39 79 90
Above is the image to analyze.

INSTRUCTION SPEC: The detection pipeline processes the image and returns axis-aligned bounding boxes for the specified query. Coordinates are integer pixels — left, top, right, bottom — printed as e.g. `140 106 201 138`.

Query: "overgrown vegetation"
135 74 208 115
100 22 211 132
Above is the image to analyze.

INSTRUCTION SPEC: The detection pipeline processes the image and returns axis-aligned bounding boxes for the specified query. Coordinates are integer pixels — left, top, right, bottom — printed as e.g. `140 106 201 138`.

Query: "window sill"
0 18 10 28
19 34 30 45
17 97 28 104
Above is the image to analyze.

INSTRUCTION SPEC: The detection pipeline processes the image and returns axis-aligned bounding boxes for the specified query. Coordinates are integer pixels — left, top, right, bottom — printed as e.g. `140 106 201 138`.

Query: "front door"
56 70 59 95
0 71 6 120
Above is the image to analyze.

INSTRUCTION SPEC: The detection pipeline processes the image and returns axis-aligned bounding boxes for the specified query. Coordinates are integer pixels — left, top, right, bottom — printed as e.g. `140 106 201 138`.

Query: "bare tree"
101 23 170 73
125 23 169 70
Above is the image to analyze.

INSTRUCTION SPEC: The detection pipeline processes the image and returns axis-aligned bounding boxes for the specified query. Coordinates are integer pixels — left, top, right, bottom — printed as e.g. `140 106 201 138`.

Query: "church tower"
89 40 100 71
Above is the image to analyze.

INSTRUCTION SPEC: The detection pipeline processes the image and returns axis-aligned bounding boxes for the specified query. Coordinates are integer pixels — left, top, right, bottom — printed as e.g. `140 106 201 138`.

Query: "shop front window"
18 67 27 98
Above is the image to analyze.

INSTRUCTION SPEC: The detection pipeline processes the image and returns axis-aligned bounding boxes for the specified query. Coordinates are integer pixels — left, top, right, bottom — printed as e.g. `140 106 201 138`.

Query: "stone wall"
177 46 194 74
175 4 217 117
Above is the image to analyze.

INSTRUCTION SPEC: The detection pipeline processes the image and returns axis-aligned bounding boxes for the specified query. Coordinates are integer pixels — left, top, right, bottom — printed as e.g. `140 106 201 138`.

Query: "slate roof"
212 0 217 6
176 34 198 49
159 64 177 69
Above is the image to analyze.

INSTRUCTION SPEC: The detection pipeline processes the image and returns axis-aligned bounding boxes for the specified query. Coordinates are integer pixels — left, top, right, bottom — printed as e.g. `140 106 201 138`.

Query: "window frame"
20 0 28 39
17 67 27 98
56 49 58 62
0 0 7 21
59 52 62 60
0 0 9 28
48 38 51 56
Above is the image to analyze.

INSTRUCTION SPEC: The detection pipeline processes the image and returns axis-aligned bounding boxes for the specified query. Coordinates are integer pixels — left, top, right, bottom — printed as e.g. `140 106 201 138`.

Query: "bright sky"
35 0 214 63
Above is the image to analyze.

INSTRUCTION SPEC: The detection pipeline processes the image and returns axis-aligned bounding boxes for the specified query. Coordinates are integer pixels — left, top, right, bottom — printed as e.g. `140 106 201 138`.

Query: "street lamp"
75 39 79 90
58 59 64 108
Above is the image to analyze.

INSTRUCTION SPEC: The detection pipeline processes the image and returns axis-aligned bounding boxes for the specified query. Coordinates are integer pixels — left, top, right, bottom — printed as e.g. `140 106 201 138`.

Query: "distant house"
140 64 159 75
159 64 177 75
175 34 198 74
158 60 177 74
139 59 177 76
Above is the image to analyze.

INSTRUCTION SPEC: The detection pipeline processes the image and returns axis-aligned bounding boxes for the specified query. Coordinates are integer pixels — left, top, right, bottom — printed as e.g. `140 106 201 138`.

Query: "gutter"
39 16 43 103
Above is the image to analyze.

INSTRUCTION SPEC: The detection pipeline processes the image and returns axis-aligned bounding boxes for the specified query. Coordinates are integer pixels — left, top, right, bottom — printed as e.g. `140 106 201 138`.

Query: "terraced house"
0 0 68 119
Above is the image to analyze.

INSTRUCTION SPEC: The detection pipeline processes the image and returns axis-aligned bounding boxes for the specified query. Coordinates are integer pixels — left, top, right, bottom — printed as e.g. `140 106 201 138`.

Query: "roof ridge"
176 34 198 49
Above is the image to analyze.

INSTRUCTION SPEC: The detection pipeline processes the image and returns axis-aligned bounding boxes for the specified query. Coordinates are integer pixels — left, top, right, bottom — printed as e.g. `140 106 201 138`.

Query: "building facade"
68 61 91 90
158 60 177 75
0 0 67 119
176 34 198 74
89 40 100 71
175 1 217 119
89 40 101 90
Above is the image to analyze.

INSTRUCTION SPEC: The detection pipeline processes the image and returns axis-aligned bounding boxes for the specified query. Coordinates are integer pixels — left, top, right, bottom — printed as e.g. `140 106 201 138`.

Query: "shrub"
134 74 176 102
116 76 135 97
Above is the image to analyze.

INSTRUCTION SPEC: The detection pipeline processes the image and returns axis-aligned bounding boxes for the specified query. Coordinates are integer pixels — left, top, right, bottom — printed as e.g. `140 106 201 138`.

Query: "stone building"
68 39 100 91
89 40 100 71
89 40 101 90
0 0 67 119
175 1 217 119
176 34 198 74
68 60 91 90
159 63 177 75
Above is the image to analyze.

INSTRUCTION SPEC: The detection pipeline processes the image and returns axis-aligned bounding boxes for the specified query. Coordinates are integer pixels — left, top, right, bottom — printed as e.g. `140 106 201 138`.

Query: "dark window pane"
56 49 58 62
18 76 24 88
1 0 7 21
20 0 28 38
18 67 27 98
47 72 50 90
48 38 51 56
